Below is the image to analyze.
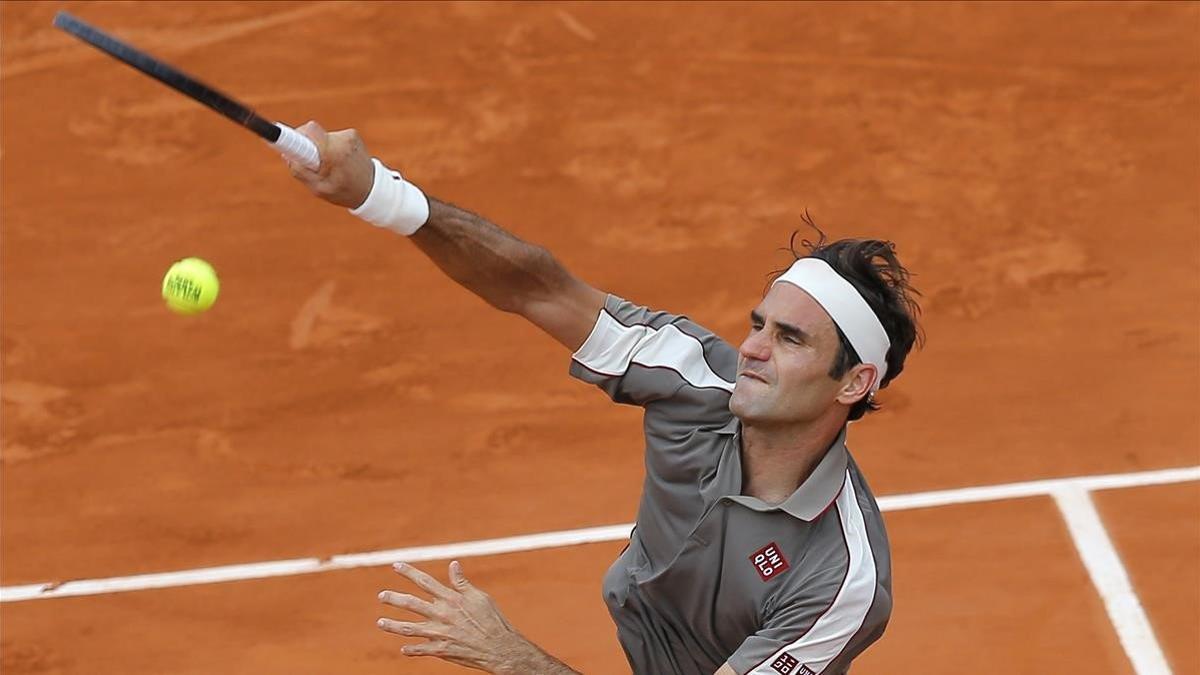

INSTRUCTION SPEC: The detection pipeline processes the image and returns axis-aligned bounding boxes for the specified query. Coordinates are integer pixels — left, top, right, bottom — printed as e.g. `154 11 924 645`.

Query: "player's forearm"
282 124 598 340
411 197 575 315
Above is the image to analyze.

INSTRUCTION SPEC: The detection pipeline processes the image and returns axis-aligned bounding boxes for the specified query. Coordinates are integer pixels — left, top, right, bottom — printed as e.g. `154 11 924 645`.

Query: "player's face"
730 284 847 426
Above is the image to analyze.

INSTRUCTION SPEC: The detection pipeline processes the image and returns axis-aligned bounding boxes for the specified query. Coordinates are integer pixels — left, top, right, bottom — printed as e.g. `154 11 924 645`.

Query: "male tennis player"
284 122 921 675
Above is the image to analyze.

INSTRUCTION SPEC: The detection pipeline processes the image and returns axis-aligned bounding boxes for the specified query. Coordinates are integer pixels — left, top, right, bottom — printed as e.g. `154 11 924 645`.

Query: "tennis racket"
53 11 320 170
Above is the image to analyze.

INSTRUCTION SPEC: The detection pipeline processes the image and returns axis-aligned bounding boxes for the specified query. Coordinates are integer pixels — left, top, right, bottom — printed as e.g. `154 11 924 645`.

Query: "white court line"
0 524 636 603
876 464 1199 512
2 465 1196 603
1054 487 1172 675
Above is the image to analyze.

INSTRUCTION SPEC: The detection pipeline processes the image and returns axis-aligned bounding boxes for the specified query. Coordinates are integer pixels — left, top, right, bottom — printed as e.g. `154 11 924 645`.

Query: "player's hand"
285 121 375 209
377 561 560 674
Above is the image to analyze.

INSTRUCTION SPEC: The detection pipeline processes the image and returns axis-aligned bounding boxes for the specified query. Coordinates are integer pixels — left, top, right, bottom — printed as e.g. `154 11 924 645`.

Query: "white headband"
773 258 890 391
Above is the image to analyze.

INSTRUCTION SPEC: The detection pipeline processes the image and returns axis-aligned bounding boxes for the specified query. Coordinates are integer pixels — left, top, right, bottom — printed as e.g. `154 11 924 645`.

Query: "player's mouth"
737 370 769 384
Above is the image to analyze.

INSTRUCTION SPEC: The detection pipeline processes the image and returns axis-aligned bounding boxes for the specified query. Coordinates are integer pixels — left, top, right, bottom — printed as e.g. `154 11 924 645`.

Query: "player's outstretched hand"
285 121 375 210
378 561 579 674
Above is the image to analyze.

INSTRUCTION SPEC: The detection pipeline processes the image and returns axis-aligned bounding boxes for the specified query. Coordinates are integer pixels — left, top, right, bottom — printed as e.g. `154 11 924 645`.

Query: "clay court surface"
2 2 1198 673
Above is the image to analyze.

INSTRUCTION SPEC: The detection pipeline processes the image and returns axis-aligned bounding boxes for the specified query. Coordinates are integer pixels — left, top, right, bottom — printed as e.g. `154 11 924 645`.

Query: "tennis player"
284 122 921 675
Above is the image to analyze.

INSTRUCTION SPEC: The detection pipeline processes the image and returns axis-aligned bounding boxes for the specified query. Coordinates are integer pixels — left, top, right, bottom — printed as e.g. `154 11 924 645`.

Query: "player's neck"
739 412 846 505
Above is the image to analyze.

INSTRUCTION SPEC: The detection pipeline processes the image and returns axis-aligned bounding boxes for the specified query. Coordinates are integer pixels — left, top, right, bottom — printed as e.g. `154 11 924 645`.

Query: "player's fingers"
378 590 443 619
449 560 494 607
399 639 474 659
294 120 331 172
392 562 457 601
449 560 474 593
375 618 447 640
295 120 327 143
399 639 445 657
286 157 320 182
286 153 344 195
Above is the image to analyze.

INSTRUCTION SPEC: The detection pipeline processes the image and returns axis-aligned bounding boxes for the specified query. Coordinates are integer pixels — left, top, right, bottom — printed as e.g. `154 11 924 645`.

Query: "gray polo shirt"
570 296 892 675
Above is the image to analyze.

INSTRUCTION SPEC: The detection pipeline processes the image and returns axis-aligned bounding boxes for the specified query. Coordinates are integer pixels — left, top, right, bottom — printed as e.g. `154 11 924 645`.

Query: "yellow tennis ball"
162 257 219 315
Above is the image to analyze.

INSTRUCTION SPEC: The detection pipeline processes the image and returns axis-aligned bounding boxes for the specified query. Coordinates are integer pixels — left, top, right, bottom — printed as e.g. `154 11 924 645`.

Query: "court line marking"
1 465 1196 603
1054 487 1172 675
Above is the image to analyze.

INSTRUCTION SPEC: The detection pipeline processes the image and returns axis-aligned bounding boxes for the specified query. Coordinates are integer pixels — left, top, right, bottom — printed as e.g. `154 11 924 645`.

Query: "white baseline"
2 465 1196 604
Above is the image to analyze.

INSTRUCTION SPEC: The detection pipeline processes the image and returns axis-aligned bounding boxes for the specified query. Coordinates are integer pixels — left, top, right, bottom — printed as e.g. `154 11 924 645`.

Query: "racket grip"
273 123 320 170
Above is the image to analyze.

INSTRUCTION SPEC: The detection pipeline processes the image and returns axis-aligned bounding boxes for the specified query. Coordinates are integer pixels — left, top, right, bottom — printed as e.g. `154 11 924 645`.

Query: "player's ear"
836 363 876 406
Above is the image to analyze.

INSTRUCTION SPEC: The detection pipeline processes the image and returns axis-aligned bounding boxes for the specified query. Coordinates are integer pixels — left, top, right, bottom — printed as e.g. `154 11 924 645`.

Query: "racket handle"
273 123 320 170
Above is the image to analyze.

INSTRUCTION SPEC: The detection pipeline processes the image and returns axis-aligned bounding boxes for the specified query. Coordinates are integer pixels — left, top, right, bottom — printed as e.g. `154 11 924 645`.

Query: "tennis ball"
162 257 219 315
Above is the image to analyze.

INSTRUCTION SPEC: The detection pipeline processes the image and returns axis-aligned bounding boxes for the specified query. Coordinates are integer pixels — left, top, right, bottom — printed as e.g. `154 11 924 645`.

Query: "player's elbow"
503 245 574 313
506 247 605 349
457 244 554 315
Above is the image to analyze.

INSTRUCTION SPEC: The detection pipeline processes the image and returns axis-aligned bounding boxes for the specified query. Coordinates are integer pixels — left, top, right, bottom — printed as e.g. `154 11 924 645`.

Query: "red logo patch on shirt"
770 653 799 674
750 542 790 582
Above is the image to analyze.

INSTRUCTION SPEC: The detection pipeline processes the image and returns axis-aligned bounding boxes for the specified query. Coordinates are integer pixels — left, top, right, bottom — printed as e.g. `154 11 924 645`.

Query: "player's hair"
768 212 924 421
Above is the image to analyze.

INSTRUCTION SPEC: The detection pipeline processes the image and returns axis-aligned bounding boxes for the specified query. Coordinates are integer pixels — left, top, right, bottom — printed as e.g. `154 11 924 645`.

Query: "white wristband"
349 158 430 236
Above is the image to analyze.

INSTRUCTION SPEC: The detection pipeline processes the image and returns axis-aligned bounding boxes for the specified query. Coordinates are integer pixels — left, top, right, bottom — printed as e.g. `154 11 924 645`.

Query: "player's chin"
728 386 766 421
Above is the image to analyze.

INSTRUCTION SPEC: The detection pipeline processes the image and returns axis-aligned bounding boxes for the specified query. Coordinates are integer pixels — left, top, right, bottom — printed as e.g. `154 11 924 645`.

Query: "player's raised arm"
284 121 605 351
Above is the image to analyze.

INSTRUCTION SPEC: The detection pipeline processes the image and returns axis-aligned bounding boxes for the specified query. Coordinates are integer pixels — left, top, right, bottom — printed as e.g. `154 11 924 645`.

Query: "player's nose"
738 330 770 363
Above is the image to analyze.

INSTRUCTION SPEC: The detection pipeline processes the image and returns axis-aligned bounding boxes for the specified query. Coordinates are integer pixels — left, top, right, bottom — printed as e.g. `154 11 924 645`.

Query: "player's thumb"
450 560 472 591
295 120 330 170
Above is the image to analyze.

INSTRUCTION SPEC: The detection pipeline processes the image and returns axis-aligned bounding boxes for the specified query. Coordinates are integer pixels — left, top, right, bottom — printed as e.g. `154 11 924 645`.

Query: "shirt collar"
721 420 850 522
716 417 741 435
776 427 849 521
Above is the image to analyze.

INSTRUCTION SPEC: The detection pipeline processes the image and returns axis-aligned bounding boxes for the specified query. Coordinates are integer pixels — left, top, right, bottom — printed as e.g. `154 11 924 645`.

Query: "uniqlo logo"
770 653 799 674
750 542 790 581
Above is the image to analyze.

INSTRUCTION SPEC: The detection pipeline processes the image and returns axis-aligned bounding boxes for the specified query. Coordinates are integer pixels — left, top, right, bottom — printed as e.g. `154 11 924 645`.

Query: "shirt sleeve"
569 295 738 424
